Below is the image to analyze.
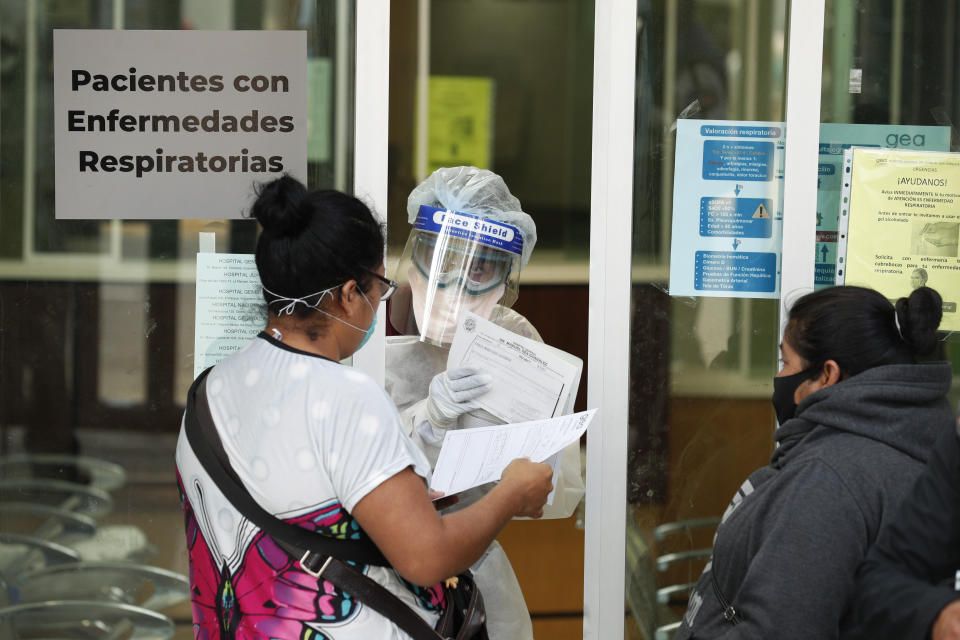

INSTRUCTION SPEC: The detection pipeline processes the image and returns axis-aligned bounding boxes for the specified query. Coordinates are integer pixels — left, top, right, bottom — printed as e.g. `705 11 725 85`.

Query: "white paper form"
430 409 597 500
194 252 266 378
447 312 583 423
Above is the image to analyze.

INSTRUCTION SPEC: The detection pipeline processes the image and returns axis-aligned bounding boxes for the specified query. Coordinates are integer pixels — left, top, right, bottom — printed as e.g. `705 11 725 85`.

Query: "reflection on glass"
822 0 960 131
0 2 355 637
821 0 960 408
626 1 787 637
98 283 148 406
387 0 594 269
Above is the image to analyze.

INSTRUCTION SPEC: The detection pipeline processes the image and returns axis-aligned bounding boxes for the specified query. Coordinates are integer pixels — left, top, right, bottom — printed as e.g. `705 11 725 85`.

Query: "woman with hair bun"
175 175 554 639
675 285 953 640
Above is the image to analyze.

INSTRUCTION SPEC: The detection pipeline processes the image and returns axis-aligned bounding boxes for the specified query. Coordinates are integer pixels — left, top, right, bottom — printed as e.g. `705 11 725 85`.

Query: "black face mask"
771 368 816 425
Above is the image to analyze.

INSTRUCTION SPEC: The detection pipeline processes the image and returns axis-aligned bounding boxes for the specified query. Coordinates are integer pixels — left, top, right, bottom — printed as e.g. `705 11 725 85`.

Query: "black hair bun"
250 175 311 237
895 286 943 355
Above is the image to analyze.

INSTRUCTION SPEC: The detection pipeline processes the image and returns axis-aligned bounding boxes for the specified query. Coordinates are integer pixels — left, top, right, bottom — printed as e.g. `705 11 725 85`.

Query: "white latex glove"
426 366 493 429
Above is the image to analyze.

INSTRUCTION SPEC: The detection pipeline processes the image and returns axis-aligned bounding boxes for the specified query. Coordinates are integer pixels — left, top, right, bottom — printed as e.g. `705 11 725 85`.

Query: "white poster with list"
194 252 264 378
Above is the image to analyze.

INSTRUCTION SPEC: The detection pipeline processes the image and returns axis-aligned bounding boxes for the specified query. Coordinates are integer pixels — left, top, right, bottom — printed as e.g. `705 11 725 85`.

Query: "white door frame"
583 1 825 638
352 0 390 385
780 2 826 328
583 1 637 638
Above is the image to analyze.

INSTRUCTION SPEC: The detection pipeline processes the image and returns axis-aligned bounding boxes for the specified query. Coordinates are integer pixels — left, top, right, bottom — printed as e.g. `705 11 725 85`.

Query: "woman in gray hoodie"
675 285 952 640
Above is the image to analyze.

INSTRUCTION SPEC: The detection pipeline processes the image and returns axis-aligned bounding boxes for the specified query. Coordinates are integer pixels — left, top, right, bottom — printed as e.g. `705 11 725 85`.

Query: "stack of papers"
429 312 595 503
430 409 596 500
447 311 582 422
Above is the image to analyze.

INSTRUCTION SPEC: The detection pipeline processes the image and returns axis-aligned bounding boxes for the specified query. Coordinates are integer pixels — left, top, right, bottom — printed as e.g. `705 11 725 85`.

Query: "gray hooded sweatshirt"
674 362 954 640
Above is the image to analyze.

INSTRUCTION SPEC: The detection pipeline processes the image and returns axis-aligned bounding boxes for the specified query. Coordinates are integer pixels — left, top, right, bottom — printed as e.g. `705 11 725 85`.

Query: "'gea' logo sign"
886 133 928 148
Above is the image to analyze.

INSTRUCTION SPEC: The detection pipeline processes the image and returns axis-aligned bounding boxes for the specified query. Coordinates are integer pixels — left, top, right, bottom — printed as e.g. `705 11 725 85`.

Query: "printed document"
447 312 583 422
430 409 597 501
838 147 960 331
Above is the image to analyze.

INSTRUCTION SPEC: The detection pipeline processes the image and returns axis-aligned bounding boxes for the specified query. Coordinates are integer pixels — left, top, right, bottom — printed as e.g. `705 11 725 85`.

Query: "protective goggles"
411 233 513 295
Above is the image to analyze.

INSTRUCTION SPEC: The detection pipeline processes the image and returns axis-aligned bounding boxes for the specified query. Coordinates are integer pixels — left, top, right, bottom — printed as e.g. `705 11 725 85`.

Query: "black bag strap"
710 555 742 625
183 367 449 640
184 367 387 565
319 560 452 640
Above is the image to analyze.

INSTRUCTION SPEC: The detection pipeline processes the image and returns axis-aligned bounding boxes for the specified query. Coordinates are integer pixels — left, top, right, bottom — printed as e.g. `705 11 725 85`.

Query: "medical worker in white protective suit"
385 166 584 640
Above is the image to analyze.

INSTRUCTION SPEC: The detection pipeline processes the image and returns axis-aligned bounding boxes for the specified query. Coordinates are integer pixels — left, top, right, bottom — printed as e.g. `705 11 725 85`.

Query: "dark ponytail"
785 285 943 379
250 175 385 318
895 287 943 356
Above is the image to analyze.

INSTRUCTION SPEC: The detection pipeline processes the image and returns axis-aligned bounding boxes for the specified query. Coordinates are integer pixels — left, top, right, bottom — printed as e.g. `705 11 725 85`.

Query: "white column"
334 0 350 190
583 1 637 639
780 0 825 337
352 0 390 384
414 0 431 183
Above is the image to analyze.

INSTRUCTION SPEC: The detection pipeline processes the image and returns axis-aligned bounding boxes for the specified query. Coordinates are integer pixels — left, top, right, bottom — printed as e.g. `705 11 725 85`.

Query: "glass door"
584 1 835 638
624 3 788 638
385 2 594 637
589 0 960 638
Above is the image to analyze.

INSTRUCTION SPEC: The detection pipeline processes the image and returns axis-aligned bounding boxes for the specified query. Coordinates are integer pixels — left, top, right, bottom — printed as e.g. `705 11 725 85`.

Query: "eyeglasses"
366 269 398 301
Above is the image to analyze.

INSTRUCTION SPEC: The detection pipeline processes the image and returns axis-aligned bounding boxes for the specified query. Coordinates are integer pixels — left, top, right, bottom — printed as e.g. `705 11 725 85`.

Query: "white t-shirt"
175 333 439 640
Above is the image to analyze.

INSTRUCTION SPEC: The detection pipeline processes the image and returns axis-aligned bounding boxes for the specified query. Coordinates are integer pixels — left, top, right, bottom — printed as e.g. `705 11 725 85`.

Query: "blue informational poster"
669 120 951 298
670 120 785 298
815 124 950 288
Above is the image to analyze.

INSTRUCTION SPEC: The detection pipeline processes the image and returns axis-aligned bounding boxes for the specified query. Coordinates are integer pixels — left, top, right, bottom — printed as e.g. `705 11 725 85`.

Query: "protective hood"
407 166 537 268
772 362 954 467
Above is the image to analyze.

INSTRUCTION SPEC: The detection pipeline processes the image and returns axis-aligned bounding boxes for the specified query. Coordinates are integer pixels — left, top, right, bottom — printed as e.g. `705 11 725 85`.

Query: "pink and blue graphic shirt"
175 334 441 639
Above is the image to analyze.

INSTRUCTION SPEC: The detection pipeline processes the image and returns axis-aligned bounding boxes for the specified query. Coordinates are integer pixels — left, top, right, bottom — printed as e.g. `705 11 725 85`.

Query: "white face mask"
408 267 505 345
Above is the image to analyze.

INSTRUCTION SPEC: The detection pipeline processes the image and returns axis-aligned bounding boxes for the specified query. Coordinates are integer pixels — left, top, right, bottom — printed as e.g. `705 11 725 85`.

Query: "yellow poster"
423 76 494 173
840 147 960 330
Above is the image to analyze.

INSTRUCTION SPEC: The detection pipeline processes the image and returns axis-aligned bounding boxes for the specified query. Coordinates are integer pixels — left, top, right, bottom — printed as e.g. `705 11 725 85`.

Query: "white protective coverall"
385 305 541 640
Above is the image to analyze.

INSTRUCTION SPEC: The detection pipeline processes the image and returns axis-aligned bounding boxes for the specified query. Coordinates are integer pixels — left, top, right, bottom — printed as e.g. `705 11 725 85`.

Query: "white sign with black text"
54 29 306 219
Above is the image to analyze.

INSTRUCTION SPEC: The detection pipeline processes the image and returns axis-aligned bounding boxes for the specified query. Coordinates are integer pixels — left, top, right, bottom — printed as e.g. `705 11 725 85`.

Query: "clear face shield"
388 206 524 346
